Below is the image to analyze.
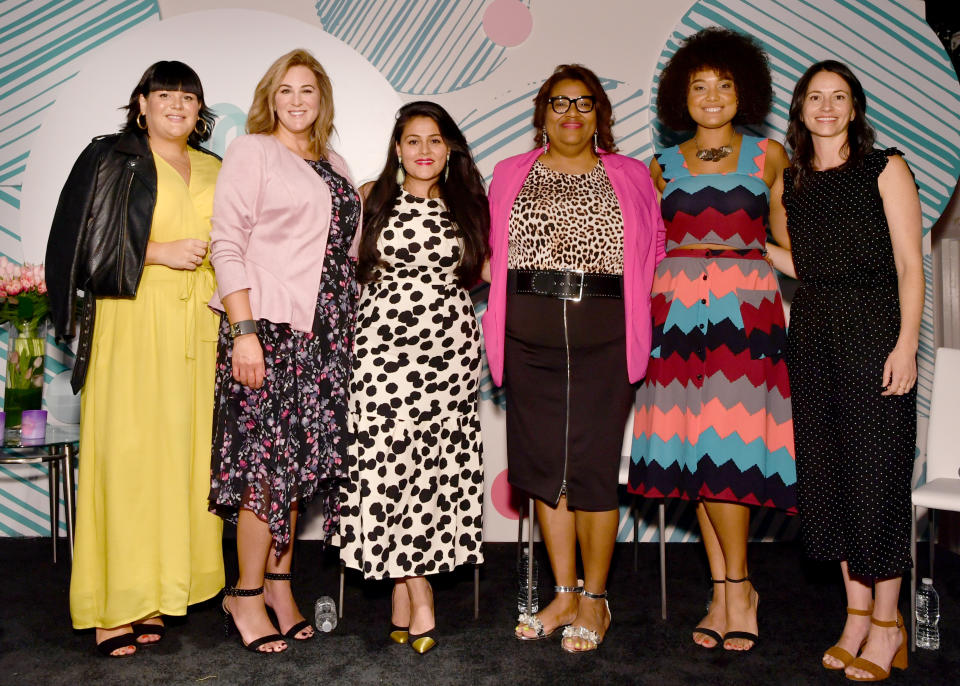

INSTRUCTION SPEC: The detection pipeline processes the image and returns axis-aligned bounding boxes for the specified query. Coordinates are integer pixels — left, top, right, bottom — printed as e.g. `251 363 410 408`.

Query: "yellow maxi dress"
70 149 224 629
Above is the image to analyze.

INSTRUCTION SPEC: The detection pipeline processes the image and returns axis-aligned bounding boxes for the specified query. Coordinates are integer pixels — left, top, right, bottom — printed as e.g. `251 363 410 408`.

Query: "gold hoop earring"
194 118 208 137
396 155 405 185
136 113 147 130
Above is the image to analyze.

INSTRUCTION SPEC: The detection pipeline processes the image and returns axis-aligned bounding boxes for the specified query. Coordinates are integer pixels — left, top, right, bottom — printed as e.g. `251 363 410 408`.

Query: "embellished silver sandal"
561 589 610 653
515 581 583 640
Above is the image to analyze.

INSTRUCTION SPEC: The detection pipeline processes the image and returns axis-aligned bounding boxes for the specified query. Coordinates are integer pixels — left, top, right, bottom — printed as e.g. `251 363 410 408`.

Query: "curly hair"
531 64 617 153
121 61 215 148
786 60 876 193
358 101 489 289
246 49 335 159
655 27 772 131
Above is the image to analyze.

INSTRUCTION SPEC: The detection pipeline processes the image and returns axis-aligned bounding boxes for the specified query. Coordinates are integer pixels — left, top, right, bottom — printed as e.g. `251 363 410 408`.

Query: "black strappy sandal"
222 586 287 654
263 572 315 640
722 576 759 652
132 620 166 645
693 579 725 649
96 631 137 658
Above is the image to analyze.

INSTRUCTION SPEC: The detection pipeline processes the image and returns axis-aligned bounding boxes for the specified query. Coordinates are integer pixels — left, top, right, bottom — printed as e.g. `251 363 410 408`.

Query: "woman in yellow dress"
46 61 224 657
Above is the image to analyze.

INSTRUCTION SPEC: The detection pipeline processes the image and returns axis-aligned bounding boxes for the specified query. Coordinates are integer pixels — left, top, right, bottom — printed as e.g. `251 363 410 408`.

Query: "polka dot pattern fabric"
783 149 916 579
338 193 484 580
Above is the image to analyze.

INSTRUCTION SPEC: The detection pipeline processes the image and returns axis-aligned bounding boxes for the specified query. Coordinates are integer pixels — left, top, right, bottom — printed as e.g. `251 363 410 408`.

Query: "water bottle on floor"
314 595 338 633
916 577 940 650
517 549 539 614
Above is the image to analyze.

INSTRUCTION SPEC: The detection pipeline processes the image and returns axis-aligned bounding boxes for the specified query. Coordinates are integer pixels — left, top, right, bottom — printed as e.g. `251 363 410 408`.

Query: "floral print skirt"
208 256 358 552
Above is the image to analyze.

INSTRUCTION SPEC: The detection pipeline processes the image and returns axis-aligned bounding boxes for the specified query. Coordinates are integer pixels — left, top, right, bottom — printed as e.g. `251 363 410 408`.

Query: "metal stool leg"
659 500 666 620
929 509 936 581
62 447 77 560
474 564 480 620
338 559 345 619
910 505 917 652
516 499 525 569
48 459 59 563
527 498 535 613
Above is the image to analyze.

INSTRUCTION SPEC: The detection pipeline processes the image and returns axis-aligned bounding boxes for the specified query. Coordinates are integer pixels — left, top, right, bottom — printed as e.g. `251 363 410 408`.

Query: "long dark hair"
786 60 876 192
358 101 489 288
122 60 215 148
532 64 617 153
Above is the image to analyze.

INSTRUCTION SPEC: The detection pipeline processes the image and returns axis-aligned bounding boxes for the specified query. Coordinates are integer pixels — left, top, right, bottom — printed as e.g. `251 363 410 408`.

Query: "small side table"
0 424 79 562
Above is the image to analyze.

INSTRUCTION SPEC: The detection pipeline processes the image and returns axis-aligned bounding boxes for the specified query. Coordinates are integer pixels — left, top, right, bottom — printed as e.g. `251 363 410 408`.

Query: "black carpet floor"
0 537 957 685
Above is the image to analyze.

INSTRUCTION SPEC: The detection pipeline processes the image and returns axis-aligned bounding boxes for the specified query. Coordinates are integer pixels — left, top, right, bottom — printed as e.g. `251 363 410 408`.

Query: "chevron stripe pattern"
629 136 796 513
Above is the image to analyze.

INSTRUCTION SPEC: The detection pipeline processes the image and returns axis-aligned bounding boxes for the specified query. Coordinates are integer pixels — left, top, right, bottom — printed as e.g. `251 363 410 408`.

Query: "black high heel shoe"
263 572 314 640
222 586 287 654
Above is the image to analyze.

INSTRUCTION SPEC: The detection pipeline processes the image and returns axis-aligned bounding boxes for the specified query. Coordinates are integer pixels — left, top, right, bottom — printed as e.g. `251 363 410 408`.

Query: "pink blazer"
208 134 362 332
482 148 666 385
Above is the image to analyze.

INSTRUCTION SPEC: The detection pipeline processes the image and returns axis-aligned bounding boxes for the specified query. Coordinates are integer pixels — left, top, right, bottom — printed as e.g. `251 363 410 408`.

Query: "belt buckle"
559 269 584 302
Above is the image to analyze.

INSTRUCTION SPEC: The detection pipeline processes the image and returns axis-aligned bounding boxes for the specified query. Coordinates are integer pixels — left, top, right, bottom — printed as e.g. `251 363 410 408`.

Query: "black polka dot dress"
338 192 484 580
783 149 916 579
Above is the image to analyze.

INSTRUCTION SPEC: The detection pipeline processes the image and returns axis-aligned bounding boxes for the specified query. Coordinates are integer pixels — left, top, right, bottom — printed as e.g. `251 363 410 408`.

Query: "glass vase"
4 321 44 428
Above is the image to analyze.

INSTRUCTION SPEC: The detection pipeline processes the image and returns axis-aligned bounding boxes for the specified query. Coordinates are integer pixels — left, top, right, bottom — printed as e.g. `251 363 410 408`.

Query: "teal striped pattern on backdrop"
0 0 159 537
316 0 523 94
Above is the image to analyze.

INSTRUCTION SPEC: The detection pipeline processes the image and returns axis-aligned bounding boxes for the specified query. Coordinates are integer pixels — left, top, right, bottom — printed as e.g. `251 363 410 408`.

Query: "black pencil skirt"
502 280 634 511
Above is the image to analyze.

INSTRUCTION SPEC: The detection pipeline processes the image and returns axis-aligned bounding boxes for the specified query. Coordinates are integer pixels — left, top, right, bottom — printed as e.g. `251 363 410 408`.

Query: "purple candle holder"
20 409 46 440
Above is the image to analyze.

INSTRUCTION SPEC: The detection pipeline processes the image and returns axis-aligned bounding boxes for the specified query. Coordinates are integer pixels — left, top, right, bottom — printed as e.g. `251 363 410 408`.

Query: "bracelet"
229 319 258 339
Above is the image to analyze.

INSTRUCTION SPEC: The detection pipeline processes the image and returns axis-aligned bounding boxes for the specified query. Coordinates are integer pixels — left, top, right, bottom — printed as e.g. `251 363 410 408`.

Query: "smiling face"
396 115 449 193
801 69 855 140
138 89 200 144
273 64 321 137
686 69 738 129
544 79 597 151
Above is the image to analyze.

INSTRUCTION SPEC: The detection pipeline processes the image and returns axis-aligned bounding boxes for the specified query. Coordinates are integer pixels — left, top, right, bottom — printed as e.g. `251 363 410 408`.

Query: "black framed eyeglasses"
547 95 595 114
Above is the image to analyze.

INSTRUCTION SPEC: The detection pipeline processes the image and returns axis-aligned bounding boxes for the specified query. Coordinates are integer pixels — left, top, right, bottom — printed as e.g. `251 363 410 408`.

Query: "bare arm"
766 171 796 279
220 290 264 389
877 154 924 396
648 156 666 198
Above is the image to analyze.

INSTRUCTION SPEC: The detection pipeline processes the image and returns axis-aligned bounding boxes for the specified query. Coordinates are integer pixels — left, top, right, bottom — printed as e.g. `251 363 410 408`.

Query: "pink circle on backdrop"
482 0 533 48
491 468 523 520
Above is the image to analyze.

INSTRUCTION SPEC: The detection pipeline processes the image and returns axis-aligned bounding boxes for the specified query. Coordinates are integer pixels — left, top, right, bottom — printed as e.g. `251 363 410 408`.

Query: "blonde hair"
246 48 335 157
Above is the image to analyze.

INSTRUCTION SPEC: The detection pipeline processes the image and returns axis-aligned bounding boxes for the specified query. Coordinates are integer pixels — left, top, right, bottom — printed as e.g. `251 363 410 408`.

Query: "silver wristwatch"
229 319 258 338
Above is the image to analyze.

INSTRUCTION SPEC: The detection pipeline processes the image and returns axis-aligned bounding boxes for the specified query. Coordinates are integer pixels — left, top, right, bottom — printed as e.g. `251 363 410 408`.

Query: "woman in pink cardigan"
207 49 361 654
483 64 664 653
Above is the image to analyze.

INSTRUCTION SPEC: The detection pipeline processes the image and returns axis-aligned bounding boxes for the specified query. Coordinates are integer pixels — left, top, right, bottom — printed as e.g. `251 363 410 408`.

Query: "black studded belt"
510 269 623 301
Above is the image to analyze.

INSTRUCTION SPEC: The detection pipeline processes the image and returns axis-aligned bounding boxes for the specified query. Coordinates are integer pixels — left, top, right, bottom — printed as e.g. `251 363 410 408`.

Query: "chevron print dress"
628 136 796 512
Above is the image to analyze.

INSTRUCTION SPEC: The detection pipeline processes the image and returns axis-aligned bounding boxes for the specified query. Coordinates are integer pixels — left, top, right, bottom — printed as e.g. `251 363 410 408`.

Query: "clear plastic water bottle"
517 549 539 614
916 577 940 650
314 595 337 633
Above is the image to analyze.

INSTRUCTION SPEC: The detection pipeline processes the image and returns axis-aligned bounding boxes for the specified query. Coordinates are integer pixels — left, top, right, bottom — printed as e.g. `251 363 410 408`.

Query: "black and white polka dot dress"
783 149 916 579
338 192 484 580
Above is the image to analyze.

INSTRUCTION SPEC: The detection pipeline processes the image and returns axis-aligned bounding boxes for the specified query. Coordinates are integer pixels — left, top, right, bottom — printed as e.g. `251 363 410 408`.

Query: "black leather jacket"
46 132 157 392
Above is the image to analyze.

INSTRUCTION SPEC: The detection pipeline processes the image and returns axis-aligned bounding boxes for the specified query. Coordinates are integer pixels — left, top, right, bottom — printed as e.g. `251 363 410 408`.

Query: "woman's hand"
232 334 265 389
881 344 917 396
145 238 208 270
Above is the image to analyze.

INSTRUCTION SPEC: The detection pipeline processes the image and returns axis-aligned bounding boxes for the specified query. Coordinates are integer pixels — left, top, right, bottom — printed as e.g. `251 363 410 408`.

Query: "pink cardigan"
482 148 666 385
208 134 361 332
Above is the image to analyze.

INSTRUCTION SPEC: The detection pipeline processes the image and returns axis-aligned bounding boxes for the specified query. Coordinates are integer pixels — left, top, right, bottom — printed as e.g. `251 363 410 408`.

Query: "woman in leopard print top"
482 64 664 653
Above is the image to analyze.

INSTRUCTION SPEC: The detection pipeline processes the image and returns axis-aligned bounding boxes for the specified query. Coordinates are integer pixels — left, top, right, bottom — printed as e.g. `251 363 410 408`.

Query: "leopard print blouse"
507 159 624 274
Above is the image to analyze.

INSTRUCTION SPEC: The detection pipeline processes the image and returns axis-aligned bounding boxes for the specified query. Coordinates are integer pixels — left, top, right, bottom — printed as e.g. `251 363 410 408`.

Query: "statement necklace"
695 134 734 162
